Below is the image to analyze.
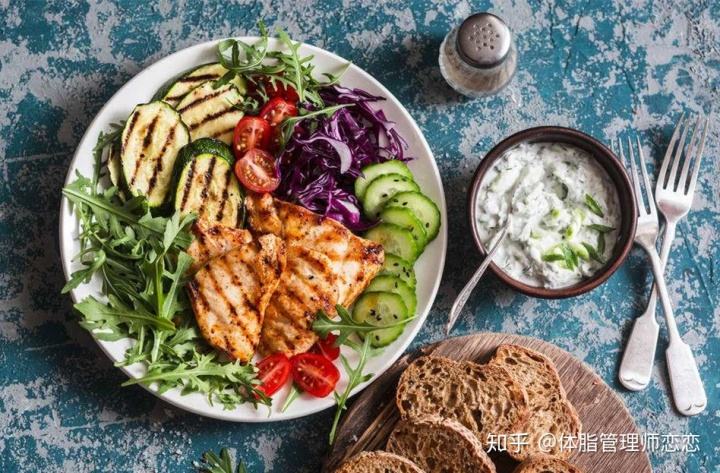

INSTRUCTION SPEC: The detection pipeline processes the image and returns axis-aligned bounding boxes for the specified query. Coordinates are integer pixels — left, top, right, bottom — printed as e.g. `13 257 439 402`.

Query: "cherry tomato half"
260 97 298 128
290 353 340 398
255 353 291 396
232 116 271 159
311 333 340 361
234 148 280 193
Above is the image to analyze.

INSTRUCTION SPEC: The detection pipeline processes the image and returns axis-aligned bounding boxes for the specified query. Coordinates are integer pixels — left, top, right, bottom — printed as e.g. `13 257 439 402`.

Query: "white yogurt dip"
475 142 621 289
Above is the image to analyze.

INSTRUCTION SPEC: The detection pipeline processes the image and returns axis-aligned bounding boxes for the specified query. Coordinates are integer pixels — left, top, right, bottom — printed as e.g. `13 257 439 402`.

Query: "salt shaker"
439 12 517 97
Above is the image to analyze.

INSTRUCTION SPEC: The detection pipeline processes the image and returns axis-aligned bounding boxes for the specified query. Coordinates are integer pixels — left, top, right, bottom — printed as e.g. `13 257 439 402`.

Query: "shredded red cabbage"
276 86 410 231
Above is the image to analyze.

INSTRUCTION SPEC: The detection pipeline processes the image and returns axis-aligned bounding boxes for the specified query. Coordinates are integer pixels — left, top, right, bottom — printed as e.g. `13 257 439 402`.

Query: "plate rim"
59 37 448 422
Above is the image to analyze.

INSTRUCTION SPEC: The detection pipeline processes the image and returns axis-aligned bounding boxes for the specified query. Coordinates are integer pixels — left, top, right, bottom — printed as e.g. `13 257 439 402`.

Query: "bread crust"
395 356 530 448
335 451 426 473
489 345 582 460
386 416 496 473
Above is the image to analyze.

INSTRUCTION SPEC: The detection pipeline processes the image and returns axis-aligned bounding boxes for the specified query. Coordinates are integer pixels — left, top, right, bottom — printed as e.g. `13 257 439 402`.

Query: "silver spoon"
446 223 510 335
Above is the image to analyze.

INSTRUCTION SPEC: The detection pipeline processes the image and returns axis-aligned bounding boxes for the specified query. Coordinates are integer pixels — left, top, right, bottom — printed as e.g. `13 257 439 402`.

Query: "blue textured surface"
1 1 718 471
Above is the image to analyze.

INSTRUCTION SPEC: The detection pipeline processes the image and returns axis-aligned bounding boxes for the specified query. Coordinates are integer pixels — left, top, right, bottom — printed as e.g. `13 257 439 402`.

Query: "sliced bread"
335 451 426 473
489 345 581 460
511 455 585 473
386 416 496 473
395 356 529 448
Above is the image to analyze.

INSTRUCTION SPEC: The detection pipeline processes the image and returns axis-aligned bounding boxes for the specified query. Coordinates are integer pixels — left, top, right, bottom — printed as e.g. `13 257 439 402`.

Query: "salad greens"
63 130 267 409
216 22 345 108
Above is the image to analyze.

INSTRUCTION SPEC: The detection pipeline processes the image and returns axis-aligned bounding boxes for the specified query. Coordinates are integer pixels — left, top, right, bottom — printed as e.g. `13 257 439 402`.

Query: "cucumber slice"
367 275 417 316
352 291 409 347
380 253 416 289
379 207 428 252
365 223 419 263
355 160 413 200
385 191 441 241
362 174 419 219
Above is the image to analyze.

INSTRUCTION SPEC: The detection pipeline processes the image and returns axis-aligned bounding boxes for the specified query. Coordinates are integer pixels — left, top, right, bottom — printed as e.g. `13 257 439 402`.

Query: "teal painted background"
1 0 718 471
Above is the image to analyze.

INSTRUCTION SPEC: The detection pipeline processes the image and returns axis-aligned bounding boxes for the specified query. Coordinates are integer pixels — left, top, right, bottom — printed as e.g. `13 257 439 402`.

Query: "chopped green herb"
584 193 605 217
587 223 615 233
597 231 606 255
582 242 604 264
195 447 247 473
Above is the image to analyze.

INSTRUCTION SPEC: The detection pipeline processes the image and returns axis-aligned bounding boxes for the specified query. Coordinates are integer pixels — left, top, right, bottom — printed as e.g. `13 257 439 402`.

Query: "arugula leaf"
313 306 416 346
75 296 175 332
281 384 302 413
278 103 352 147
328 336 374 444
62 249 107 293
584 194 605 217
587 223 614 233
195 448 248 473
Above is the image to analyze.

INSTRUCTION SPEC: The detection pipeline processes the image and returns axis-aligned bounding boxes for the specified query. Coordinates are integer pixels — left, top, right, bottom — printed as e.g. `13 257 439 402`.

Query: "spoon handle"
446 225 509 335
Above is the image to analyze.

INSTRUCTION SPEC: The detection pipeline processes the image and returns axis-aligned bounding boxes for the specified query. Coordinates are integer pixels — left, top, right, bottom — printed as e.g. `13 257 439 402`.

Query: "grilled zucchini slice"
120 101 190 207
156 63 247 108
176 81 244 144
175 150 244 227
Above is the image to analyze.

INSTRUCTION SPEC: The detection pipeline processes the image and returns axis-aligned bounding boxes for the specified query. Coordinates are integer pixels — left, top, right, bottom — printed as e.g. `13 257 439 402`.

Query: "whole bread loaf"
386 416 496 473
512 455 585 473
489 345 581 460
395 356 529 447
334 450 426 473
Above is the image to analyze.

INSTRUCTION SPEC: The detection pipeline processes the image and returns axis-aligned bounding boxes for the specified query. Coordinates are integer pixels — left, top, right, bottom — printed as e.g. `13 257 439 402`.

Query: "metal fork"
619 115 710 392
619 134 707 416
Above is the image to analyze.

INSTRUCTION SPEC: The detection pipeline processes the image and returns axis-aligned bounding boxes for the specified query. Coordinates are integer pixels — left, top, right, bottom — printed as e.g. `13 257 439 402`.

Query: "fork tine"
624 136 646 214
687 117 709 197
677 116 702 194
635 135 657 217
657 112 686 191
667 115 692 191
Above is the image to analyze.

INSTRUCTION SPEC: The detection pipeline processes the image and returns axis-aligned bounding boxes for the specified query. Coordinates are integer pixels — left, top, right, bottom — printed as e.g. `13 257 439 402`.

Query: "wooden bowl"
468 126 636 299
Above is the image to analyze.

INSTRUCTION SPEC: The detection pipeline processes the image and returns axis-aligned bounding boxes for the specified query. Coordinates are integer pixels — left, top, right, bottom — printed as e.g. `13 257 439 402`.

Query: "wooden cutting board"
324 333 652 473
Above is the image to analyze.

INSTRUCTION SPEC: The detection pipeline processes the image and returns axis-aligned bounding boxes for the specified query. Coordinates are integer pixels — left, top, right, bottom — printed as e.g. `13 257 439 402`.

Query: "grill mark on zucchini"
146 124 176 196
129 115 160 186
200 157 217 205
189 108 233 131
180 158 198 212
216 167 233 222
122 111 140 152
211 125 237 140
177 88 226 113
178 73 218 83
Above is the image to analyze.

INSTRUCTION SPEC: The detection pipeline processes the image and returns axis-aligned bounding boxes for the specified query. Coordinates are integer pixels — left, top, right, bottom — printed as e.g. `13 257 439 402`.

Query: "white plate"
59 37 447 422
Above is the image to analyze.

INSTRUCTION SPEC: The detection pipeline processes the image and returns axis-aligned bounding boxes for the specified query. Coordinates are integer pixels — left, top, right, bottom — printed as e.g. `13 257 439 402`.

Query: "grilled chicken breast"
186 222 252 273
187 231 286 362
246 193 384 356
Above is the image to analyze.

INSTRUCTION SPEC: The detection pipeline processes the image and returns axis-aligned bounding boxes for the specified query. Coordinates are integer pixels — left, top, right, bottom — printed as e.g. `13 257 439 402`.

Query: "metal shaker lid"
456 12 512 68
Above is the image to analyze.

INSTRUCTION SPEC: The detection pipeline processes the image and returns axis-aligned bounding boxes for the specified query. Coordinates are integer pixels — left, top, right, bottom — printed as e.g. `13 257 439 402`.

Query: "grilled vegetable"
156 62 246 107
174 139 244 227
120 101 190 207
176 81 244 144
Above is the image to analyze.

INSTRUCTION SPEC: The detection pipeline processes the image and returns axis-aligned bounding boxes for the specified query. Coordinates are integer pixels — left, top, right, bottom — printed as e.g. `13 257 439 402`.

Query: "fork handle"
618 221 676 390
645 245 707 416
